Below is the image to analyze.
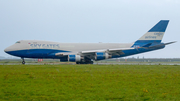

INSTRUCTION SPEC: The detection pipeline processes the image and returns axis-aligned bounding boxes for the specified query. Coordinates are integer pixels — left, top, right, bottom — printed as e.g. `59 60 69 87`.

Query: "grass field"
0 65 180 101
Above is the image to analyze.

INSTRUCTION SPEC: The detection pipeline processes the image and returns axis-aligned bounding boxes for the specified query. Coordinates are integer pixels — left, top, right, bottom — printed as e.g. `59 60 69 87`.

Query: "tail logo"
145 36 156 39
137 20 168 41
145 32 164 39
154 32 163 36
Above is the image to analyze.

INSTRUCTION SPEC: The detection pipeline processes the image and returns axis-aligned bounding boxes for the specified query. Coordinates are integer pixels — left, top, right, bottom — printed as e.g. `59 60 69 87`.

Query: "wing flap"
108 48 134 52
55 48 135 58
81 48 135 56
107 48 134 56
55 52 78 56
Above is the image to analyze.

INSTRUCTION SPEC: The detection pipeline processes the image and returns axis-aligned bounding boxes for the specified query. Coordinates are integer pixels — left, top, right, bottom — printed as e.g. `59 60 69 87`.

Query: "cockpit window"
16 41 20 43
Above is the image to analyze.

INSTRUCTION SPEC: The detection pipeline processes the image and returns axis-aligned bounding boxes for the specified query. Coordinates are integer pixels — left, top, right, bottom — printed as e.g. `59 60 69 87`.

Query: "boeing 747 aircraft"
4 20 175 64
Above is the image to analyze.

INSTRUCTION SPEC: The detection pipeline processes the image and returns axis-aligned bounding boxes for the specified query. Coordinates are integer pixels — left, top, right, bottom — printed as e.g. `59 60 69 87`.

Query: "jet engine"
95 52 111 60
68 55 81 62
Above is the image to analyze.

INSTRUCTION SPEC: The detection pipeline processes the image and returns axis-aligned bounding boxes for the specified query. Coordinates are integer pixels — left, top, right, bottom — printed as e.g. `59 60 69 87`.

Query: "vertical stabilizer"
137 20 169 43
133 20 169 47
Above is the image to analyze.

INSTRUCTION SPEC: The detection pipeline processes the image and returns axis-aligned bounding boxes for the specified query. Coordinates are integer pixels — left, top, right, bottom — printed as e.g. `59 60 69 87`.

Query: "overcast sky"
0 0 179 58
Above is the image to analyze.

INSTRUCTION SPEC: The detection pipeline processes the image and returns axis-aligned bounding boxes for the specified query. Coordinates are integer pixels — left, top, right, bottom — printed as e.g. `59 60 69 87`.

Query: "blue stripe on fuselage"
135 40 161 43
131 40 161 48
6 49 70 58
5 44 165 60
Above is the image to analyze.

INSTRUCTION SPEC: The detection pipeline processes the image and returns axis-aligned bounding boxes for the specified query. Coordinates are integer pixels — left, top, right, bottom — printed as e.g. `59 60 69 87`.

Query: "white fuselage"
5 40 133 52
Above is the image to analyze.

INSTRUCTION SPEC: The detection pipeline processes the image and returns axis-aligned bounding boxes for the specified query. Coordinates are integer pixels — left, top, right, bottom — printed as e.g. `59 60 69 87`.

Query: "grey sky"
0 0 179 58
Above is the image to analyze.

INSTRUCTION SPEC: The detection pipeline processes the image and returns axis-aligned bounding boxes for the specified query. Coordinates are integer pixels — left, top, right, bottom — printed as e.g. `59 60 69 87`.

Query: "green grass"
0 65 180 101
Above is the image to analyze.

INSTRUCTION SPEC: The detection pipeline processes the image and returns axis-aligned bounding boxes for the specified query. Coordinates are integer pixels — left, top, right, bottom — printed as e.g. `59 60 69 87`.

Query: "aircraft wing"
81 48 134 55
55 52 79 57
80 48 135 59
55 48 135 60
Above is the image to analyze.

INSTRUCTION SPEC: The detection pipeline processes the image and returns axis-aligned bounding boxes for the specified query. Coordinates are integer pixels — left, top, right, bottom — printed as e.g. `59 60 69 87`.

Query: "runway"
0 62 179 65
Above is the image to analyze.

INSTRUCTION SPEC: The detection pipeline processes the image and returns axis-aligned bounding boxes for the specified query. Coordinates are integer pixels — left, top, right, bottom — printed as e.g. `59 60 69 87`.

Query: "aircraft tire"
85 61 93 64
22 61 25 65
76 62 80 64
76 61 93 64
90 61 94 64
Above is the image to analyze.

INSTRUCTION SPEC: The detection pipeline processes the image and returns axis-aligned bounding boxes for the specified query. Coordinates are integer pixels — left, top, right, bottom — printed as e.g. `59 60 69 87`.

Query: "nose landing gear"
21 58 25 64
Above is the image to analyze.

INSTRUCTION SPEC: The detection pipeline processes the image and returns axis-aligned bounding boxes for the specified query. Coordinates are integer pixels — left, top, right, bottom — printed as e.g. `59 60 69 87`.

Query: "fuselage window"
16 41 20 43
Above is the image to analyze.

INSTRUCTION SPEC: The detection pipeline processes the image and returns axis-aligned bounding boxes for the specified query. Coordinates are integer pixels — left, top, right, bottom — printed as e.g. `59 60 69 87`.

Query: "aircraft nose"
4 47 11 53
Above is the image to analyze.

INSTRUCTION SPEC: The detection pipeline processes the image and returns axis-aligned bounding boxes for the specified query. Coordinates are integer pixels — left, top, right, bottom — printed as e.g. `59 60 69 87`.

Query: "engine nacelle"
95 52 111 60
68 55 81 62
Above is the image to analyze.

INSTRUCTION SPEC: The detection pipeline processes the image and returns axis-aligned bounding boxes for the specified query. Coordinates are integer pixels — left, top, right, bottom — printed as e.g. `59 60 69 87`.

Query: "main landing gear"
76 61 94 64
76 58 94 64
21 58 25 64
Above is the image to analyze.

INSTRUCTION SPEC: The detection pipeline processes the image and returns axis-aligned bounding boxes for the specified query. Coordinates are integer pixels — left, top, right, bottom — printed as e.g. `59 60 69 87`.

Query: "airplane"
4 20 176 64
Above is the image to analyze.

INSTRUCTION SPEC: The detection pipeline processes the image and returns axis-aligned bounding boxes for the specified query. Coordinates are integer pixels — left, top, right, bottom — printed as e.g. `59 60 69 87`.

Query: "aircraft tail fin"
132 20 169 47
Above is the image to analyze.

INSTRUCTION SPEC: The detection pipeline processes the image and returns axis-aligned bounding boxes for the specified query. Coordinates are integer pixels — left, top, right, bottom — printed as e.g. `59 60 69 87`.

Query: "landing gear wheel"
22 61 25 64
86 61 93 64
76 61 93 64
76 62 80 64
21 58 25 65
90 61 94 64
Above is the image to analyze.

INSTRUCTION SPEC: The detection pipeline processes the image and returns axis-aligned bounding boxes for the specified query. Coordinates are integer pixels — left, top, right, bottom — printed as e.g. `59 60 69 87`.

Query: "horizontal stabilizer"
164 41 177 45
142 43 152 47
142 41 176 49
